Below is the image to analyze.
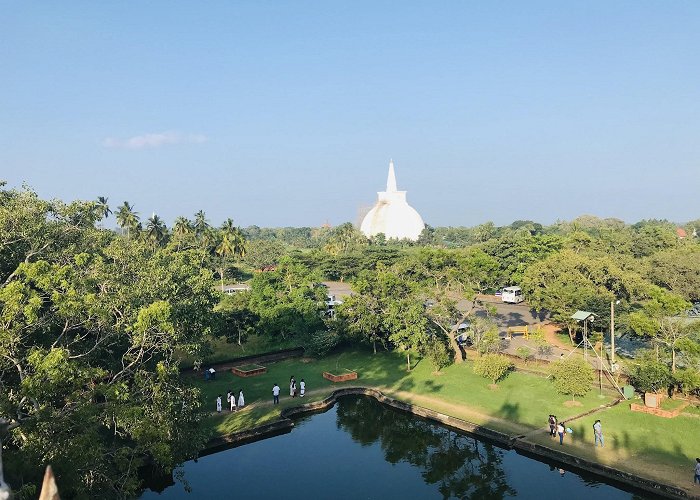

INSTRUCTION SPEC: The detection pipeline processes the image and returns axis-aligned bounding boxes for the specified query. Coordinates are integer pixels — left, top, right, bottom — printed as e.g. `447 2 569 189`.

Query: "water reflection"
336 396 515 499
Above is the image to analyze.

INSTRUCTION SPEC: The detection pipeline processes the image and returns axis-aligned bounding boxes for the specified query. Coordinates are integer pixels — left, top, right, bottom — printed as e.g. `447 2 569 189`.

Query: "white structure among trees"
360 160 425 241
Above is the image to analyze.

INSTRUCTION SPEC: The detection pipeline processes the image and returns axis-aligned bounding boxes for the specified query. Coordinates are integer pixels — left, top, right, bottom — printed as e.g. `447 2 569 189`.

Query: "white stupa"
360 160 425 241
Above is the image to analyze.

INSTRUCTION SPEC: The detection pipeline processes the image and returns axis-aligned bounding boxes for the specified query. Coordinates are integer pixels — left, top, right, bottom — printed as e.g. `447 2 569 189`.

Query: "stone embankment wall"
204 387 694 500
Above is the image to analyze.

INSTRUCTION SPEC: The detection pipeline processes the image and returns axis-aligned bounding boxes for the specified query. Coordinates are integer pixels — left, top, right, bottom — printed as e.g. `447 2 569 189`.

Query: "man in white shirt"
272 383 280 404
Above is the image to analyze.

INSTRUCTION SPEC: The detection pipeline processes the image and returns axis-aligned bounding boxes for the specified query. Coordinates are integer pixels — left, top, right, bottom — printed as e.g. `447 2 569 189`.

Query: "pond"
141 396 657 499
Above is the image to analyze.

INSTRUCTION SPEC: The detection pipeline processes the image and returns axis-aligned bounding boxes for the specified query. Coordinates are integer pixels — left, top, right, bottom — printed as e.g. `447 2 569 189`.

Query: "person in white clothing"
300 379 306 397
237 389 245 407
216 395 222 413
272 383 280 404
230 391 237 411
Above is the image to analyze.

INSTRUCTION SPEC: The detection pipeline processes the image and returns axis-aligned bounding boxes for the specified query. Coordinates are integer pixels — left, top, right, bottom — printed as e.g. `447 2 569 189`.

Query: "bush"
673 368 700 396
550 357 594 401
305 329 340 357
630 360 671 394
425 339 452 372
473 354 513 384
515 346 534 364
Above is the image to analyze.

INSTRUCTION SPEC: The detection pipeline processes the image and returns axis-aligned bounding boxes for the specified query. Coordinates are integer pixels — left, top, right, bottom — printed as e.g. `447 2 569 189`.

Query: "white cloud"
102 131 207 150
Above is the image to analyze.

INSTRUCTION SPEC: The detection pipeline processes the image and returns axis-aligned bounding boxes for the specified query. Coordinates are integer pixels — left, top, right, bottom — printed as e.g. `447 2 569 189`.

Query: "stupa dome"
360 160 425 241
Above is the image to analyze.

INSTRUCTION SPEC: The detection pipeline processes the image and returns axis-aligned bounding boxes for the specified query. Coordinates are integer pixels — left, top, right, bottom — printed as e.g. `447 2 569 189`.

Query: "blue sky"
2 1 699 228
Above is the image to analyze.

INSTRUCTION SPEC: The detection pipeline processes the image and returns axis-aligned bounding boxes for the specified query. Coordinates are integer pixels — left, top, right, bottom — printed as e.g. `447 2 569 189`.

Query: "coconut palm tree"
231 227 247 260
146 213 167 249
115 202 139 238
95 196 111 226
194 210 209 239
173 216 194 250
215 232 235 290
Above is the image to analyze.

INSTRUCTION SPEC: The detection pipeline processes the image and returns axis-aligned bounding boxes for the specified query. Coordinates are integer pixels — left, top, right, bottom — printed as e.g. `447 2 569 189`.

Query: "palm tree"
115 201 139 238
194 210 209 239
173 216 194 250
95 196 111 226
220 218 235 234
231 227 247 260
146 213 167 249
215 233 235 290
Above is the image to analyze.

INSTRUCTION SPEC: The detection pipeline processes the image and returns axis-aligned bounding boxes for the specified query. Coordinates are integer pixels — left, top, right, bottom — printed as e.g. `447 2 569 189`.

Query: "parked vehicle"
501 286 524 304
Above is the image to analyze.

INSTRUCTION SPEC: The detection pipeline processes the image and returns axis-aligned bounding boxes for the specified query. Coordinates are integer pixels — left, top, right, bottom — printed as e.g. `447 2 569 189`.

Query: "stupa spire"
386 159 398 192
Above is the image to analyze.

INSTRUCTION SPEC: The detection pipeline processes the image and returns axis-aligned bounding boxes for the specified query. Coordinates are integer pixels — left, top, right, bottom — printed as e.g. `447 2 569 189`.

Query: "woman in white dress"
237 389 245 408
300 379 306 397
290 376 295 397
216 395 222 413
230 391 237 411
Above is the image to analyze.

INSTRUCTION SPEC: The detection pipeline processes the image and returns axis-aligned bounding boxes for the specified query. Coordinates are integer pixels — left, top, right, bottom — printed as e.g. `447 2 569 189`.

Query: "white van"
501 286 524 304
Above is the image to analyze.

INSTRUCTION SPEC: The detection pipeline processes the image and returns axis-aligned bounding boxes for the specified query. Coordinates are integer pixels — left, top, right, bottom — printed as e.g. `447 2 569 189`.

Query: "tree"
630 357 671 394
247 257 326 340
647 247 700 301
323 222 368 257
522 250 641 344
172 216 194 250
215 233 234 290
626 287 693 372
193 210 209 239
115 201 139 238
244 239 285 271
95 196 111 223
424 338 451 372
0 186 217 497
214 292 259 346
146 213 168 248
550 357 594 401
473 354 513 384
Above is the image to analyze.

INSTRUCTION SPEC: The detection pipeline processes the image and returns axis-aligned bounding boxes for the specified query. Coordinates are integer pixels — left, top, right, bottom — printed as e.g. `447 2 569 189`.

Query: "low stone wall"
630 401 689 418
184 347 304 374
231 365 267 377
322 371 358 383
205 387 692 499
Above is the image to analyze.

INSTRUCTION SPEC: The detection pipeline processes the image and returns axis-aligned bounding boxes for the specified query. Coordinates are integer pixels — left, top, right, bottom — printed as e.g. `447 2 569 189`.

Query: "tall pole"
584 318 588 361
610 300 616 369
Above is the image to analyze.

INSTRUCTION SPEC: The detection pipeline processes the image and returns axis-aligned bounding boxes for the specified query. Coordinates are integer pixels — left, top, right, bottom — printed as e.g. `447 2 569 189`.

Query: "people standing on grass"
230 390 237 411
593 420 604 447
216 395 222 413
290 376 297 398
226 390 232 407
694 458 700 485
557 422 565 445
238 389 245 408
300 379 306 397
273 383 280 404
548 415 557 437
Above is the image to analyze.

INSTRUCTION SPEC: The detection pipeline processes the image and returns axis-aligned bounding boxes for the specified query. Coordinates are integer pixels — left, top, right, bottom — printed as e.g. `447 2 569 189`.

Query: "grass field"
193 347 616 436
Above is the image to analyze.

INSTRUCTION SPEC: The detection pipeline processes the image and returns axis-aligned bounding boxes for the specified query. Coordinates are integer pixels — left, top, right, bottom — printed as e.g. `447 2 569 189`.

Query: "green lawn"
193 347 616 437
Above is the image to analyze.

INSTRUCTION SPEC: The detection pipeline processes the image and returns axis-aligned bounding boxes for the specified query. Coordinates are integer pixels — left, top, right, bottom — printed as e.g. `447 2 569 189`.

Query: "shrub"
425 339 452 372
550 357 594 401
630 360 671 394
473 354 513 384
673 368 700 396
515 346 534 364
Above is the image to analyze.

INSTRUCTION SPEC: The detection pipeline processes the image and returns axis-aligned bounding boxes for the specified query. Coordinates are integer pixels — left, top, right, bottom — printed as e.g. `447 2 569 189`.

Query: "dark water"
141 396 656 499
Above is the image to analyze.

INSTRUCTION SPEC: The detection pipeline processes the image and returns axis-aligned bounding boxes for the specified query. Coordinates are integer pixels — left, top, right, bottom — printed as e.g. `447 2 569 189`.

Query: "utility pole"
610 300 618 370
